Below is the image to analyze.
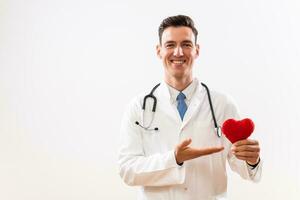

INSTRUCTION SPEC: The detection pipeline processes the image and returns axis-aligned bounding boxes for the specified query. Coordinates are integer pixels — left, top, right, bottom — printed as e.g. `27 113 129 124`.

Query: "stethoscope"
135 82 222 137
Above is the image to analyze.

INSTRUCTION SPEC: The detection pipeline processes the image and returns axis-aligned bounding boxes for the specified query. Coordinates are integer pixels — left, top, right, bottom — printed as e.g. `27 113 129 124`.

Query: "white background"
0 0 299 199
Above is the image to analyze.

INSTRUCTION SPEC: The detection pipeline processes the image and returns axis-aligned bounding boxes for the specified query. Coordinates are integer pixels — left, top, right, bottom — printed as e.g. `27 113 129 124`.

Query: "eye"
182 43 193 48
165 43 175 48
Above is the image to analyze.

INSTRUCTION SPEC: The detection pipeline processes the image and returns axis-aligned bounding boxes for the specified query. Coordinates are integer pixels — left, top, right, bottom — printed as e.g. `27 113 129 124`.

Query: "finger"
178 138 192 149
233 151 259 158
232 145 260 153
235 155 259 164
234 139 259 147
196 146 224 156
234 155 249 161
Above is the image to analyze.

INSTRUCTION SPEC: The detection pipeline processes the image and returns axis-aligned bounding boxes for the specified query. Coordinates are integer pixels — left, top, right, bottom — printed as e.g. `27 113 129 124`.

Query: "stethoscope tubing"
136 82 221 137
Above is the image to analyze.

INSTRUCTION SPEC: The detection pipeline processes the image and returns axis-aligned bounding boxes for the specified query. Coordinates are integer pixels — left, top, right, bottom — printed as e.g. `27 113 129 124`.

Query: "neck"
164 75 193 91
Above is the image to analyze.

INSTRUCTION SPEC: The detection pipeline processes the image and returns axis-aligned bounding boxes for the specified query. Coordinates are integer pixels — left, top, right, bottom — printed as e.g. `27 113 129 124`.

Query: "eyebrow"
164 40 193 45
164 41 176 44
181 40 193 44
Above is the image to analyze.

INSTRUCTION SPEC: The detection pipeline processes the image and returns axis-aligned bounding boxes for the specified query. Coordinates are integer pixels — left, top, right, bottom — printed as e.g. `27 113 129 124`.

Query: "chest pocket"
140 117 180 156
140 128 162 156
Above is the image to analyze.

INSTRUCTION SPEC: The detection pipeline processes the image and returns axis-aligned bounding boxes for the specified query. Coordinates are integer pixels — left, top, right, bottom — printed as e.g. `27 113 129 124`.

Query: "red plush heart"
221 118 255 143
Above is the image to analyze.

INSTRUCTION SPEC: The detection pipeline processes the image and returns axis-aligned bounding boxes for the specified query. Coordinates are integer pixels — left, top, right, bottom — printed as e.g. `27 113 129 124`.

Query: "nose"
173 46 183 56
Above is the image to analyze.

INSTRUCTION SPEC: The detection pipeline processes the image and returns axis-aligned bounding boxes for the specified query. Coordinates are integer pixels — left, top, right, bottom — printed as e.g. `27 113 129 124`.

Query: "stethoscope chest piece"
216 126 222 138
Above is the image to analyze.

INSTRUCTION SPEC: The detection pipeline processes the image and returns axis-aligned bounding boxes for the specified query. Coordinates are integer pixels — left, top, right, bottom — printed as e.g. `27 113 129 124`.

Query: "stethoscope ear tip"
135 121 139 125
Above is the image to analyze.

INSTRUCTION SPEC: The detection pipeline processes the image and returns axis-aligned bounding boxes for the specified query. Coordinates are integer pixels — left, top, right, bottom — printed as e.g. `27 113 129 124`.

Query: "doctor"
118 15 262 200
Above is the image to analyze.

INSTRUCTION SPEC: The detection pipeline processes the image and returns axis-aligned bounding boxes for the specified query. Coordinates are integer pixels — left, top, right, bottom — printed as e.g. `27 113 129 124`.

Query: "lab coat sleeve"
118 98 185 186
222 95 262 182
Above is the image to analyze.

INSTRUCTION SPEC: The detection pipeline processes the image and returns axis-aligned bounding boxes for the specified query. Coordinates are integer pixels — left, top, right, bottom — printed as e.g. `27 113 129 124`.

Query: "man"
118 15 261 200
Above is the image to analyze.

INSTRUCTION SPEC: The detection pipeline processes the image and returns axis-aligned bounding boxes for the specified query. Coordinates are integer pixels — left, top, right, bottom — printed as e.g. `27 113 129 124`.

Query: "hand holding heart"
231 139 260 165
222 118 260 165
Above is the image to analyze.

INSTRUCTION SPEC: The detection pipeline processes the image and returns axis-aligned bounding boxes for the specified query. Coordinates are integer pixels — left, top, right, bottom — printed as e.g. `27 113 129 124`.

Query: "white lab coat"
118 79 262 200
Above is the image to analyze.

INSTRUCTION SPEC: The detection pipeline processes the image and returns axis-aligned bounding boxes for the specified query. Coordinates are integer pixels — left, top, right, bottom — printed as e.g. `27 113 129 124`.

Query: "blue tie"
177 92 187 121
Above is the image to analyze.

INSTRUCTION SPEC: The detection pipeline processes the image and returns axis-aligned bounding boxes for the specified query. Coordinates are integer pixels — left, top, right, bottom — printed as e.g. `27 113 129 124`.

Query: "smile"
170 60 186 64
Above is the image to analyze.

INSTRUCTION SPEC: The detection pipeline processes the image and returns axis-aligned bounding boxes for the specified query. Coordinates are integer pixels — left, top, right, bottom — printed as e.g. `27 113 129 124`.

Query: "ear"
156 44 162 59
195 44 200 58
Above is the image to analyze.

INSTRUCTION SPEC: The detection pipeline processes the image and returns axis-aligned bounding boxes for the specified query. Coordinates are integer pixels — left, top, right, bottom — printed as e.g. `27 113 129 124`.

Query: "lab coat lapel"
156 82 182 123
181 84 206 129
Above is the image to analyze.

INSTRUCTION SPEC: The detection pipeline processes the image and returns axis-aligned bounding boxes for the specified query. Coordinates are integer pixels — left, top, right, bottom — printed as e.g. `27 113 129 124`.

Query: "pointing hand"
175 138 224 165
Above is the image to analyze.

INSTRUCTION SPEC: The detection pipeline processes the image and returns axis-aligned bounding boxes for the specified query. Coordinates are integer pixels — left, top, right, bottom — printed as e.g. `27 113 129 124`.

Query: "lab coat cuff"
168 150 183 168
247 159 263 182
246 158 261 169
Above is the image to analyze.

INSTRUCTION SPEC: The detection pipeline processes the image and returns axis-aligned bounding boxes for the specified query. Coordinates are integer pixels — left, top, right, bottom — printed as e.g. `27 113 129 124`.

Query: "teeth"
172 60 184 64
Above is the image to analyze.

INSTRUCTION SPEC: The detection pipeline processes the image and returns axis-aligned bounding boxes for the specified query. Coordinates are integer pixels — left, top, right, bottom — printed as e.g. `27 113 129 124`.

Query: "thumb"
178 138 192 149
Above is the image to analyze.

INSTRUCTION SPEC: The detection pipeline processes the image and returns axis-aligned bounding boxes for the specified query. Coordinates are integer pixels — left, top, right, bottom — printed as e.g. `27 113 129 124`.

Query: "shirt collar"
166 78 199 104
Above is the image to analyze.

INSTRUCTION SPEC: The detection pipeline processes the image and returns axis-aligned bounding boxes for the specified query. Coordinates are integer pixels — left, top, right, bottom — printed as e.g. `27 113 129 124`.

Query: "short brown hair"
158 15 198 44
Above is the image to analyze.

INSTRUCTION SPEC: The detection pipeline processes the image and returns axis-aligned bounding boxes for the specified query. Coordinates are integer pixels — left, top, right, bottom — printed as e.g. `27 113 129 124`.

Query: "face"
156 26 199 81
